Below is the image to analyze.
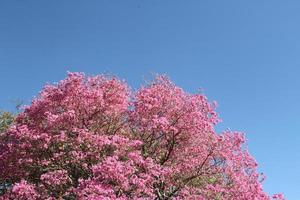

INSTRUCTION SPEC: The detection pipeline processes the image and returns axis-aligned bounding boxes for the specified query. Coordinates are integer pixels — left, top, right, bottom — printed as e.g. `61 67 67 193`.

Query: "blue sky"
0 0 299 199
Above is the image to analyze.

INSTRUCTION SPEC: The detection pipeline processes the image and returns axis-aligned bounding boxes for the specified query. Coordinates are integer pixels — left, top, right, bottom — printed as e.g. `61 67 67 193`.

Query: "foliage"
0 72 284 199
0 111 14 133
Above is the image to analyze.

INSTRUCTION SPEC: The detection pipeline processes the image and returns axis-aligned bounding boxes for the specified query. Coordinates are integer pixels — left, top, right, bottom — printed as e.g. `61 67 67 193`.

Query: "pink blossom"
0 73 283 199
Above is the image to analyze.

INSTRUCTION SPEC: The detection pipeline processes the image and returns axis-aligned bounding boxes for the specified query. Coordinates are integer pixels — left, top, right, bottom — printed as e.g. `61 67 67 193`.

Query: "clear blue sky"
0 1 299 199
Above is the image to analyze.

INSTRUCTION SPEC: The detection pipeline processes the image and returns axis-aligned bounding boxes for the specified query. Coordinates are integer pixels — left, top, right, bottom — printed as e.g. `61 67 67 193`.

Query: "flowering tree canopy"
0 72 284 200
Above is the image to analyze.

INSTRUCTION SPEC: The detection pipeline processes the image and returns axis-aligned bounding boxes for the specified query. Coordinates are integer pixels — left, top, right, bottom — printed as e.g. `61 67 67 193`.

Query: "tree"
0 72 284 199
0 111 15 195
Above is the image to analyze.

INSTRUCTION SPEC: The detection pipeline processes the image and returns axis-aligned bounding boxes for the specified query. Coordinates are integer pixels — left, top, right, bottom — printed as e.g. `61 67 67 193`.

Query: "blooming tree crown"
0 72 284 199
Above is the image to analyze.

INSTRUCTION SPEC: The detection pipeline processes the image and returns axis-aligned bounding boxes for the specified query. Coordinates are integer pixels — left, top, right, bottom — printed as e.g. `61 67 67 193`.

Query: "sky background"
0 0 299 199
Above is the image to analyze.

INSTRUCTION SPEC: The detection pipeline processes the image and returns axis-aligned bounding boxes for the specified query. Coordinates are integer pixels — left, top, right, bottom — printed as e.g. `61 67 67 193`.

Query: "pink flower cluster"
0 72 284 199
40 170 70 186
0 180 39 200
